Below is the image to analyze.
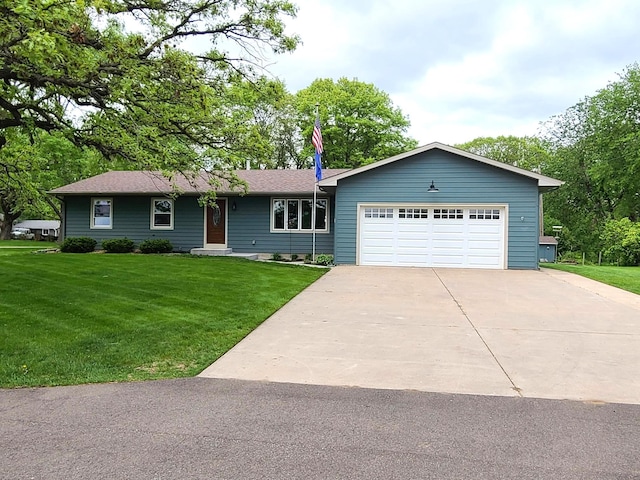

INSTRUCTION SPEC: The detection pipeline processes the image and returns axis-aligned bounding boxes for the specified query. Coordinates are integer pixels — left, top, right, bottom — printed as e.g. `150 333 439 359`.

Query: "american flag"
312 116 323 155
312 115 323 181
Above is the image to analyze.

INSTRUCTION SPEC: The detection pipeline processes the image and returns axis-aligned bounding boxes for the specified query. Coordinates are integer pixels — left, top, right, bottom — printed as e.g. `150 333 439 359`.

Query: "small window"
433 208 463 219
399 208 428 219
151 198 174 229
91 198 112 229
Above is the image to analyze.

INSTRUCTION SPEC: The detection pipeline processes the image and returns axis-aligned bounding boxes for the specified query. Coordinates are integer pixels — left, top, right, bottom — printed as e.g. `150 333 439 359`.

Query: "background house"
12 220 60 241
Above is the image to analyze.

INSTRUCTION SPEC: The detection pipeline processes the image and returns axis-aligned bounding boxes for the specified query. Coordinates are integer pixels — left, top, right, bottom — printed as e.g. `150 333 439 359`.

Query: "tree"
295 78 417 169
541 63 640 254
217 77 303 169
0 130 118 239
600 218 640 266
0 0 299 169
455 136 552 172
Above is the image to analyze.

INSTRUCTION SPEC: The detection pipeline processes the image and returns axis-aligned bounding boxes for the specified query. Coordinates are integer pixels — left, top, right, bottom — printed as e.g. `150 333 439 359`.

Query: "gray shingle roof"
539 236 559 245
49 169 349 196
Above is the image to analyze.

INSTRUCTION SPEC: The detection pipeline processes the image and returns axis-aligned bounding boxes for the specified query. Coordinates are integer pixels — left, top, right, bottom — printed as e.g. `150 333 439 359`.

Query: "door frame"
203 197 228 248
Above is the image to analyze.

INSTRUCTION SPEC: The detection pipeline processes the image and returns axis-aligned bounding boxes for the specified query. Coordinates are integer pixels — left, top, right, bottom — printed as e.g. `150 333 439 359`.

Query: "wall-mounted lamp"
232 201 237 211
427 180 439 192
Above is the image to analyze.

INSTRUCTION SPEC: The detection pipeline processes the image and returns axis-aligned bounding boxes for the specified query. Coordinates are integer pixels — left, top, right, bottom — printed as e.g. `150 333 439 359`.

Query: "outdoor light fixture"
427 180 439 192
232 201 237 211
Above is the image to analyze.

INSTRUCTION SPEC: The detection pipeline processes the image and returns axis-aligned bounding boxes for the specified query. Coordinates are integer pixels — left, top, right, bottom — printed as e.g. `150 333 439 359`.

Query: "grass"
542 263 640 295
0 251 327 388
0 239 57 255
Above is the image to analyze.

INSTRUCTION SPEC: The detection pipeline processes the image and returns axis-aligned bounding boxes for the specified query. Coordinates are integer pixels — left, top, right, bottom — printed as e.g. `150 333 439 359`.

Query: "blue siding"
538 244 557 263
63 194 335 256
333 150 541 269
64 195 203 252
227 196 335 256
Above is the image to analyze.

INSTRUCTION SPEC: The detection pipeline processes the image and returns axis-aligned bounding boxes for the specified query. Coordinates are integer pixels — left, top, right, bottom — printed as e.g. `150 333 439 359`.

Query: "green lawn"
542 263 640 295
0 239 57 255
0 251 327 388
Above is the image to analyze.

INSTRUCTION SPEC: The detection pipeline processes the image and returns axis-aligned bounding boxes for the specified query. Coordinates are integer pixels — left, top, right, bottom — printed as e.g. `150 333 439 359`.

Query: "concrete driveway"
200 266 640 405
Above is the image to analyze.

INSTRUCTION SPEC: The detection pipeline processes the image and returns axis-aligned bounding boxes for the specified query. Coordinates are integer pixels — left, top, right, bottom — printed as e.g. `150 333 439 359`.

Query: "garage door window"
470 209 501 220
364 208 393 218
399 208 428 219
433 208 463 219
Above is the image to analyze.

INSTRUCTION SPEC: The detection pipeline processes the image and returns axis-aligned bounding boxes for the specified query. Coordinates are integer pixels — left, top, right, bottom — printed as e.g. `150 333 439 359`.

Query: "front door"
206 199 226 245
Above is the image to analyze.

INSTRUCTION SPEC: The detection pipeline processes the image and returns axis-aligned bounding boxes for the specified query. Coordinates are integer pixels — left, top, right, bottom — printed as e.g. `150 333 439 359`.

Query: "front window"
272 198 328 232
151 198 174 229
91 198 112 229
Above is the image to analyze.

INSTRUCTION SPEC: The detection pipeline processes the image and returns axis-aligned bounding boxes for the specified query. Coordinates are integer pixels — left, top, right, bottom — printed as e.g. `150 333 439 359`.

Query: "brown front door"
206 199 226 245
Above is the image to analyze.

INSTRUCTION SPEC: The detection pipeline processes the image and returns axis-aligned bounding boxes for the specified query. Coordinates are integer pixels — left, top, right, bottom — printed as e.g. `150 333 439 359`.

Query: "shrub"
139 238 173 254
304 253 313 264
290 254 299 261
270 252 282 261
315 254 334 266
102 238 135 253
60 237 97 253
601 218 640 266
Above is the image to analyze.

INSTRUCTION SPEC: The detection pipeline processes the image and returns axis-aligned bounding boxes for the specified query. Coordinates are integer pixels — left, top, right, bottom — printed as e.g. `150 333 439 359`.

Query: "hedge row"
60 237 173 254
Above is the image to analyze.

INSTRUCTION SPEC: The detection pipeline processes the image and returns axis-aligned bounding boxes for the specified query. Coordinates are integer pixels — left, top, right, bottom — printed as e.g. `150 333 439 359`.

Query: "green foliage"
600 218 640 266
296 78 418 169
60 237 97 253
304 253 313 263
102 238 135 253
270 252 282 261
456 136 552 172
315 254 334 266
290 254 299 261
0 0 300 231
139 239 173 254
541 63 640 254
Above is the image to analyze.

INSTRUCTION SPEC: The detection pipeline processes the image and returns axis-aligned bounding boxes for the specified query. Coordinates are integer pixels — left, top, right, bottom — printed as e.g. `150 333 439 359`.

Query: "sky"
263 0 640 146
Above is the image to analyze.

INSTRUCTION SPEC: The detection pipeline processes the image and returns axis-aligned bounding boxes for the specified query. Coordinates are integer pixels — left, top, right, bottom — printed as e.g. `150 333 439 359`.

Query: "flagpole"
312 103 319 262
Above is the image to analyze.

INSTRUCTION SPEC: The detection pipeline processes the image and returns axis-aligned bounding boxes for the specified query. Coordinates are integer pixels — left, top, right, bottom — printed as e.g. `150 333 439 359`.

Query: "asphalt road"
1 377 639 479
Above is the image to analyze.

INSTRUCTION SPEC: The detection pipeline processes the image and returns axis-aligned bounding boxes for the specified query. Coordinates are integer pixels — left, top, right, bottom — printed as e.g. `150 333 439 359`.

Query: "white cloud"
267 0 640 146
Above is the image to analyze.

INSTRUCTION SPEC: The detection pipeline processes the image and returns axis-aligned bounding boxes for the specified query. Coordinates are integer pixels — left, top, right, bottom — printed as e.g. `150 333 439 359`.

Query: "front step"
190 248 232 256
190 248 258 260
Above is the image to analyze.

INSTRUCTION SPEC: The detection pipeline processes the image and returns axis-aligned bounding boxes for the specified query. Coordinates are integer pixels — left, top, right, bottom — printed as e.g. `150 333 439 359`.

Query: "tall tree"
0 131 117 238
295 78 417 169
456 136 552 172
0 0 299 169
217 77 302 169
541 63 640 254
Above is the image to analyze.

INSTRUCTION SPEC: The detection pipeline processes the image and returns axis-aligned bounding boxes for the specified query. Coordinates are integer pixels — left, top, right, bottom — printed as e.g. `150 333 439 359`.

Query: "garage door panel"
360 206 505 269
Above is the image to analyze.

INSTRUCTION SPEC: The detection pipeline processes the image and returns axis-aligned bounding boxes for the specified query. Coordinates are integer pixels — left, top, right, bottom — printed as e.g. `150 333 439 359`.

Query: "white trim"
150 197 174 230
204 197 228 248
319 142 564 190
90 197 113 229
356 202 508 269
269 196 330 234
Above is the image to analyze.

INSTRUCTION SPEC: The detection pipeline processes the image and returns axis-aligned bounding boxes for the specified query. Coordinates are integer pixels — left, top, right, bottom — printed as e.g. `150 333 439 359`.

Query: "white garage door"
359 206 505 269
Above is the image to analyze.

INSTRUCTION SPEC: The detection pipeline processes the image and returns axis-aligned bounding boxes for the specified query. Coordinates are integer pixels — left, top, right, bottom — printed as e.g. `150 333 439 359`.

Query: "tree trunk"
0 193 22 239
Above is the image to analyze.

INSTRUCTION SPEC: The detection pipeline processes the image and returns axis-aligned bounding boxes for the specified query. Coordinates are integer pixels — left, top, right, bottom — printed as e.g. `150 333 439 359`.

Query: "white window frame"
151 198 174 230
91 197 113 229
271 197 329 233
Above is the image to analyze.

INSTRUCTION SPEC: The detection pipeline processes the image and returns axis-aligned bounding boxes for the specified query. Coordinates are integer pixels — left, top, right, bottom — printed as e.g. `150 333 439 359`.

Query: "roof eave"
317 142 565 188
